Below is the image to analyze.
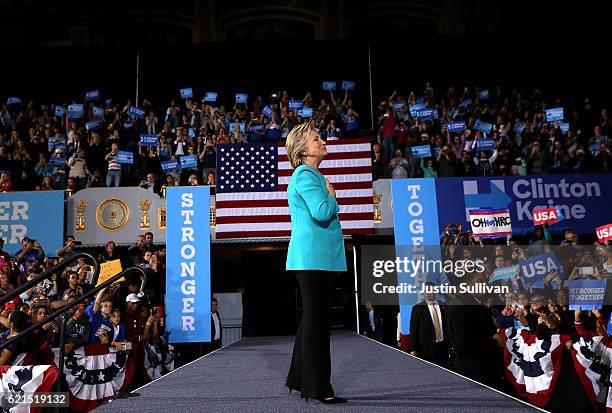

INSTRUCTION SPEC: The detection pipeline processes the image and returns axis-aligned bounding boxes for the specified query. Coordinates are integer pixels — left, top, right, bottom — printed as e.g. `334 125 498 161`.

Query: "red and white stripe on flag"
571 335 612 412
215 138 374 238
501 327 568 408
58 344 134 413
0 365 58 413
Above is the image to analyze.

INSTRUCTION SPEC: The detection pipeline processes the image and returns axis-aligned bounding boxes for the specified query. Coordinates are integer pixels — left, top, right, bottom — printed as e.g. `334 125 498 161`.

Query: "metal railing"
0 256 147 411
0 252 100 307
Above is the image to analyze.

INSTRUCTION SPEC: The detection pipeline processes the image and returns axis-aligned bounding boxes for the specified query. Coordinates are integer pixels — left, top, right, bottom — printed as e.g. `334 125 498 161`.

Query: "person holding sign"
284 123 347 404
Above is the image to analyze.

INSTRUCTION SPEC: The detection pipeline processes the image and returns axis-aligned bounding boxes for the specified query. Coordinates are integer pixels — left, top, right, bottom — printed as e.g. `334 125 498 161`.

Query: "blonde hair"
285 123 312 169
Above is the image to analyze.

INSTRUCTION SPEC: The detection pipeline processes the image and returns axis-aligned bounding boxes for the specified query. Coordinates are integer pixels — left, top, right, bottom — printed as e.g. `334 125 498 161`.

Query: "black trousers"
286 270 334 398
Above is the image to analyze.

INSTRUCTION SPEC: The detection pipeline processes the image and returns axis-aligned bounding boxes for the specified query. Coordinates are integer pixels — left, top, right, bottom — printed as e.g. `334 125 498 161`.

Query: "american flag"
215 138 374 239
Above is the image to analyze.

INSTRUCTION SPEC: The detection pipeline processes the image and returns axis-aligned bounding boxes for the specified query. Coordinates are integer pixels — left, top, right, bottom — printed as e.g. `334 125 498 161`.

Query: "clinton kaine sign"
435 174 612 236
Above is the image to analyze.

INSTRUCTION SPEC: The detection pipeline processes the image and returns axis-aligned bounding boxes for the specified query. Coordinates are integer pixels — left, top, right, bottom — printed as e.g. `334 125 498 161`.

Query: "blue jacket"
286 165 347 271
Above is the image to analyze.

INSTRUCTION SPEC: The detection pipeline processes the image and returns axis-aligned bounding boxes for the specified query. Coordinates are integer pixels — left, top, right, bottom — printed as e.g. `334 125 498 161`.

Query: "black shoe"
286 385 295 395
315 396 347 404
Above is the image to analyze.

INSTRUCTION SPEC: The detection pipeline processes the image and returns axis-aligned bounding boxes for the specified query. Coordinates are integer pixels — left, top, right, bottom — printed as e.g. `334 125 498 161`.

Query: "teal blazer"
285 165 347 271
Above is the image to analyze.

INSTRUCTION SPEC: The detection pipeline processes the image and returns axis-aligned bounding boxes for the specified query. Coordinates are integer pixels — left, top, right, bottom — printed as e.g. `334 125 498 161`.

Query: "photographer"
64 297 91 353
105 142 121 187
56 235 78 258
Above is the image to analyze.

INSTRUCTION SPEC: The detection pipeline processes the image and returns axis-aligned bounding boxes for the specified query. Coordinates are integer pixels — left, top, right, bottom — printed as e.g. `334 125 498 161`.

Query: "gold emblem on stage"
75 200 87 232
139 199 152 229
96 199 129 231
373 191 382 223
158 208 166 230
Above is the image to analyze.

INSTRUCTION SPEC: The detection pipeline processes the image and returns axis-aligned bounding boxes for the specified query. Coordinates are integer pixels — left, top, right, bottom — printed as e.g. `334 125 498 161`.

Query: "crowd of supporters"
0 233 173 390
372 84 611 180
0 87 360 194
1 81 609 195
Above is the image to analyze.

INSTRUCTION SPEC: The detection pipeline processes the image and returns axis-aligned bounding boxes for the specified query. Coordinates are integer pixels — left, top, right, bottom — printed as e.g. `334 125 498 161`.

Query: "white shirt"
212 312 221 341
396 313 402 341
426 301 444 342
368 309 375 331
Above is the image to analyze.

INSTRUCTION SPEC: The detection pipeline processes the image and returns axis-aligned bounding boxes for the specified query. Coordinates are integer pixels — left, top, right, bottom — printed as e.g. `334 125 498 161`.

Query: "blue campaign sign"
54 106 67 117
0 191 64 255
262 106 272 117
393 102 406 112
235 93 248 104
447 122 466 133
48 137 66 151
589 143 600 155
449 108 459 119
392 179 442 336
518 252 563 284
227 122 246 133
188 128 195 138
411 145 432 157
161 160 181 172
478 90 489 100
569 279 606 310
322 81 336 91
416 108 437 121
545 107 564 122
115 151 134 164
515 122 526 134
180 88 193 99
130 106 145 119
473 119 493 135
139 134 158 146
123 122 132 130
48 157 66 167
92 106 105 119
250 124 265 132
433 147 440 157
85 89 100 101
458 99 472 109
476 138 496 151
559 122 570 134
409 103 426 117
434 173 612 237
85 119 104 131
165 186 211 343
341 80 356 91
7 97 22 105
298 108 313 118
203 92 218 102
288 100 303 110
68 104 84 120
180 155 198 169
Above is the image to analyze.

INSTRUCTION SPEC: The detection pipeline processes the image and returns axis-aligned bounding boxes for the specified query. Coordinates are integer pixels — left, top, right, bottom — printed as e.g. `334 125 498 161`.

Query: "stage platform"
96 331 539 412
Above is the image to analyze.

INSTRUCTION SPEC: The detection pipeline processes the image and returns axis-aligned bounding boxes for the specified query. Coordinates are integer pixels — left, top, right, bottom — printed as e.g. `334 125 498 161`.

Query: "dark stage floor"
95 331 540 412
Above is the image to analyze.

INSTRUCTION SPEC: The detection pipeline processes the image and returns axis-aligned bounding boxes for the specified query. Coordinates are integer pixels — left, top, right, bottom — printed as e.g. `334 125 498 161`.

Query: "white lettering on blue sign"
179 192 196 332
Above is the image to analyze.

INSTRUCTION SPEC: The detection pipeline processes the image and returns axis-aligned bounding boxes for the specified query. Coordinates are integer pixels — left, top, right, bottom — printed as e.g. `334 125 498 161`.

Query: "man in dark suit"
445 274 505 389
211 297 222 350
409 282 449 367
362 302 383 341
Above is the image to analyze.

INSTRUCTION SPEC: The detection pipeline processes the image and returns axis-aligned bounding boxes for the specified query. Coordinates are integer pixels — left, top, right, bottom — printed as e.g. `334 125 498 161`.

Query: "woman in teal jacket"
284 123 347 404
